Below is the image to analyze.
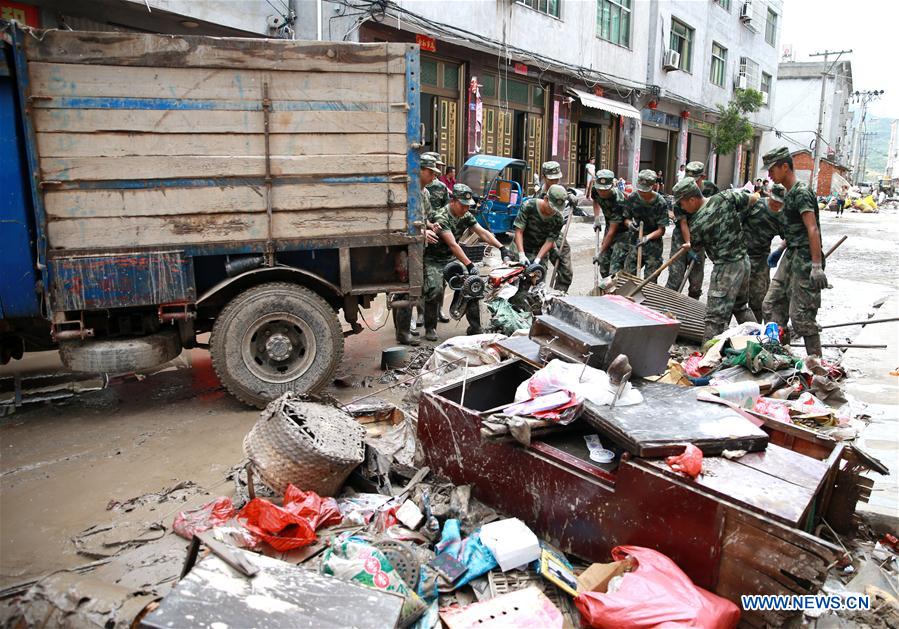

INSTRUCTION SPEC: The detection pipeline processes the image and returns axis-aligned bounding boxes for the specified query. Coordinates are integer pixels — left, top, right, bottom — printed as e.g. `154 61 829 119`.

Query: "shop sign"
416 34 437 52
513 62 528 75
641 108 680 130
0 1 40 26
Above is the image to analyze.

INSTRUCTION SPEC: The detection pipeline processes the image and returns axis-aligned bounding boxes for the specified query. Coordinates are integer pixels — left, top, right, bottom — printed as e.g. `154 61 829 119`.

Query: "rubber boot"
803 333 822 357
392 307 419 346
439 311 451 323
424 300 440 342
465 300 483 336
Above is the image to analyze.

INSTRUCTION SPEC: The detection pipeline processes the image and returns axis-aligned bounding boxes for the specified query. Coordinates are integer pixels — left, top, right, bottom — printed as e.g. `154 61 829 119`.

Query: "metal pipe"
790 343 887 349
820 316 899 329
824 235 848 259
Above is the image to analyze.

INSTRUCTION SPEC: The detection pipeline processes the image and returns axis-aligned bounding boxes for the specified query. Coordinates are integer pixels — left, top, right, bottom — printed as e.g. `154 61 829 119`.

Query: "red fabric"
682 353 708 378
238 485 340 551
666 444 703 479
575 546 740 628
173 497 237 540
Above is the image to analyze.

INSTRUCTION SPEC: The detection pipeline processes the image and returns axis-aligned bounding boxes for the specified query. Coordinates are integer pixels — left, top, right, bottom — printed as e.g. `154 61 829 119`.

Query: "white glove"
533 256 542 266
518 252 528 264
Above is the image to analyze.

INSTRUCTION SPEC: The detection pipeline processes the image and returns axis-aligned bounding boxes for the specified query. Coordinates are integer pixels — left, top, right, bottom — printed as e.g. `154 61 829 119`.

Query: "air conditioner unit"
735 75 748 89
761 92 769 104
662 49 681 71
740 1 752 22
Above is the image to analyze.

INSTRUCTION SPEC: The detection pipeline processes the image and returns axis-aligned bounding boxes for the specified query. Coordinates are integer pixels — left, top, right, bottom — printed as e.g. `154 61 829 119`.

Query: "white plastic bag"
514 359 642 407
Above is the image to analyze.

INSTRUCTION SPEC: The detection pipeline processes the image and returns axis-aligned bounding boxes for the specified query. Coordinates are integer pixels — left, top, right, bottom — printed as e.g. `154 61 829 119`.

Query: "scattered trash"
441 585 564 629
243 393 365 495
665 444 703 478
709 381 760 409
479 518 541 572
238 484 341 551
583 434 616 463
172 497 237 540
574 546 740 628
514 359 642 408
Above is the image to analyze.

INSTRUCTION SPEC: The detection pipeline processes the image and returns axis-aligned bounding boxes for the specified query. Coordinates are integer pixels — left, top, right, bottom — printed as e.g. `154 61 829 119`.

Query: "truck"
0 23 423 407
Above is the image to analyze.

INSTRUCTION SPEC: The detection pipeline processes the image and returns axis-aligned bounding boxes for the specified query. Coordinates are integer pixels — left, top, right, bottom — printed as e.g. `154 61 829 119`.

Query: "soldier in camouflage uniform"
423 183 507 341
512 185 567 297
590 169 627 277
533 161 574 291
672 178 759 342
760 146 828 357
665 161 707 298
422 152 450 209
622 170 670 280
741 183 785 321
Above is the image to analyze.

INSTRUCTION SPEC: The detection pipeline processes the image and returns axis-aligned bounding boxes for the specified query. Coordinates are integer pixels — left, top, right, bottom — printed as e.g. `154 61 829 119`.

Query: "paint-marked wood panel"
34 109 407 134
29 62 406 103
25 31 409 74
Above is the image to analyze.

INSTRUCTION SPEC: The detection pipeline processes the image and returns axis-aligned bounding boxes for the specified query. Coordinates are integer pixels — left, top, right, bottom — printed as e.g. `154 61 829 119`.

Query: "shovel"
619 245 689 303
635 222 644 279
551 200 576 290
590 227 603 296
677 258 696 294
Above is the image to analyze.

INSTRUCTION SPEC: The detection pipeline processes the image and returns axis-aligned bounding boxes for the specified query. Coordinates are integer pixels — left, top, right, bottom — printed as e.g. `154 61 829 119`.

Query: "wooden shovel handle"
624 244 689 298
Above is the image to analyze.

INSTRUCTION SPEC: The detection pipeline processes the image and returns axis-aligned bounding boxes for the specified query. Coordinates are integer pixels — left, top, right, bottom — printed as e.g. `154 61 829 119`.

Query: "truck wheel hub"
241 313 317 384
265 334 293 361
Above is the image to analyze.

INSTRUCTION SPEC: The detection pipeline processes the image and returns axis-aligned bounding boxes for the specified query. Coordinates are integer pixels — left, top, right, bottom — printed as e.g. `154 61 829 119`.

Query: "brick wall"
791 151 847 196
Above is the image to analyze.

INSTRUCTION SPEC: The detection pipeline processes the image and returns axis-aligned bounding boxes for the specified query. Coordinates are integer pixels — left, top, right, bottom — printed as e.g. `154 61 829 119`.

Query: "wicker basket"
243 393 365 496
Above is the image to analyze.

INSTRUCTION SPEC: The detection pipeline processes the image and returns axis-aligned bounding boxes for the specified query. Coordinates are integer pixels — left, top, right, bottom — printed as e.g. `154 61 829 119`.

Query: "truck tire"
59 329 181 374
210 282 343 408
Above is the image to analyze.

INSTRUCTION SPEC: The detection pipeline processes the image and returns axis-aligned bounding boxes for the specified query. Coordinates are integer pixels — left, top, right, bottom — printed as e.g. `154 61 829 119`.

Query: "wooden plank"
47 208 408 249
24 30 409 74
36 132 408 158
29 62 406 103
34 108 406 134
40 155 404 181
44 184 408 219
731 443 830 491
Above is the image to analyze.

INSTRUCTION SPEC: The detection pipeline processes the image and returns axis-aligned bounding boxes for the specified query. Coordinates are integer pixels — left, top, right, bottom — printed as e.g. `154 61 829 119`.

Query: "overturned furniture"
418 358 878 628
605 273 706 343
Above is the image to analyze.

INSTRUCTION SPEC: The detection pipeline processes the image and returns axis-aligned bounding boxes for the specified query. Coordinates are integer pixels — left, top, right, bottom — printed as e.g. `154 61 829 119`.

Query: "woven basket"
243 393 365 496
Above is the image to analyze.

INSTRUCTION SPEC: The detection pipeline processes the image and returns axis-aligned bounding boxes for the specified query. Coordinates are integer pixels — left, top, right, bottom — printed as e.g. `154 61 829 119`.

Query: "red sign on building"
513 62 528 76
0 1 40 27
415 34 436 53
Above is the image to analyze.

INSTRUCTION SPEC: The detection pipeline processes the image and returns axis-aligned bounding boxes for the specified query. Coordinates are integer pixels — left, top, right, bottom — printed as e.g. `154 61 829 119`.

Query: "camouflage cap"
546 184 568 211
685 161 705 177
541 161 563 180
762 146 791 168
451 183 476 206
422 151 446 167
701 180 719 196
768 183 786 203
420 154 441 174
595 169 615 190
635 169 658 192
672 177 702 202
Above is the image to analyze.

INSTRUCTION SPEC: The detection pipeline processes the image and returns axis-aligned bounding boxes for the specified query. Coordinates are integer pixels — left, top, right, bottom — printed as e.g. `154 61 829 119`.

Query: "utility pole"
809 49 851 195
860 131 877 183
849 90 885 182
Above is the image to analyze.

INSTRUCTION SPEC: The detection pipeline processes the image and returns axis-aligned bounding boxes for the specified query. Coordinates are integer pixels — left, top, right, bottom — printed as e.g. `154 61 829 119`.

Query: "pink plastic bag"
682 353 708 378
575 545 740 628
666 444 703 479
173 497 237 540
753 397 792 423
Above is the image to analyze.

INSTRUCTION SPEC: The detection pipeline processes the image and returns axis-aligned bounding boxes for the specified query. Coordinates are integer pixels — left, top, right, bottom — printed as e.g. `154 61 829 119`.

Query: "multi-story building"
759 59 854 171
7 0 782 189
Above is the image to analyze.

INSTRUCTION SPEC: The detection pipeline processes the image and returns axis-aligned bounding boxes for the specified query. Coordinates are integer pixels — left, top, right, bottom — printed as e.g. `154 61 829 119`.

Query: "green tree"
710 89 764 155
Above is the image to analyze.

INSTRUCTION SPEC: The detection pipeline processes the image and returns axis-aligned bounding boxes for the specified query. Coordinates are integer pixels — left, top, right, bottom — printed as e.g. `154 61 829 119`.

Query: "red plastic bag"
238 498 316 552
173 497 237 540
682 353 708 378
666 444 703 479
575 545 740 628
282 485 343 529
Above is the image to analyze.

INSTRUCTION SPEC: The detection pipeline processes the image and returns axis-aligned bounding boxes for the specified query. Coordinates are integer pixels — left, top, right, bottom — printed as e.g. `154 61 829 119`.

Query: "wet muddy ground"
1 204 896 601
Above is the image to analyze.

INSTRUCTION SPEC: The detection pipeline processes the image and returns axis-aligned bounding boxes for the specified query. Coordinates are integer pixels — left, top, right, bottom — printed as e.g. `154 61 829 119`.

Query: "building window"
517 0 560 18
710 42 727 87
480 74 497 98
761 72 772 104
737 56 759 90
669 18 694 72
596 0 631 47
765 8 777 45
714 0 731 10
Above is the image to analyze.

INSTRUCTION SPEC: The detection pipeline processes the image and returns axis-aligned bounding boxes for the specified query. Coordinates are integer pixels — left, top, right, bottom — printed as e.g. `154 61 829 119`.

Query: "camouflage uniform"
740 198 784 321
424 202 481 333
682 185 756 341
622 191 670 280
514 195 571 291
762 181 823 338
592 187 627 277
534 163 573 291
425 179 450 211
664 201 706 298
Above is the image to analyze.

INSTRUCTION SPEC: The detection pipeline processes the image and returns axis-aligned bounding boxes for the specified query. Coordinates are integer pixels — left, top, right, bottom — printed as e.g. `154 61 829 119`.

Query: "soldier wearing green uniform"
672 178 758 341
623 170 669 280
740 183 785 321
531 161 574 291
422 152 450 210
665 161 707 298
423 183 507 341
513 184 567 285
590 169 627 277
761 146 828 357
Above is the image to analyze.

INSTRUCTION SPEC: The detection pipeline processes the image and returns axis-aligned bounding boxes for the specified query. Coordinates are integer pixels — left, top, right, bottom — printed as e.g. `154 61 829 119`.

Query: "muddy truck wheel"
210 282 343 408
59 329 181 373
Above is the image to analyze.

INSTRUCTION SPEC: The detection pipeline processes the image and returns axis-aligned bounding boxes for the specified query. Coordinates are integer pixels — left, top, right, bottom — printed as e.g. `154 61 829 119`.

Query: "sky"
781 0 899 120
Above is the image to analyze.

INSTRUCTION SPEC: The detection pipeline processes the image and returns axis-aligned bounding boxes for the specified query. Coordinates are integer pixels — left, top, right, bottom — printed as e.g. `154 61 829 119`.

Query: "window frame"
595 0 632 48
709 41 727 87
516 0 561 19
765 8 778 46
714 0 731 10
669 18 694 73
760 71 772 105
